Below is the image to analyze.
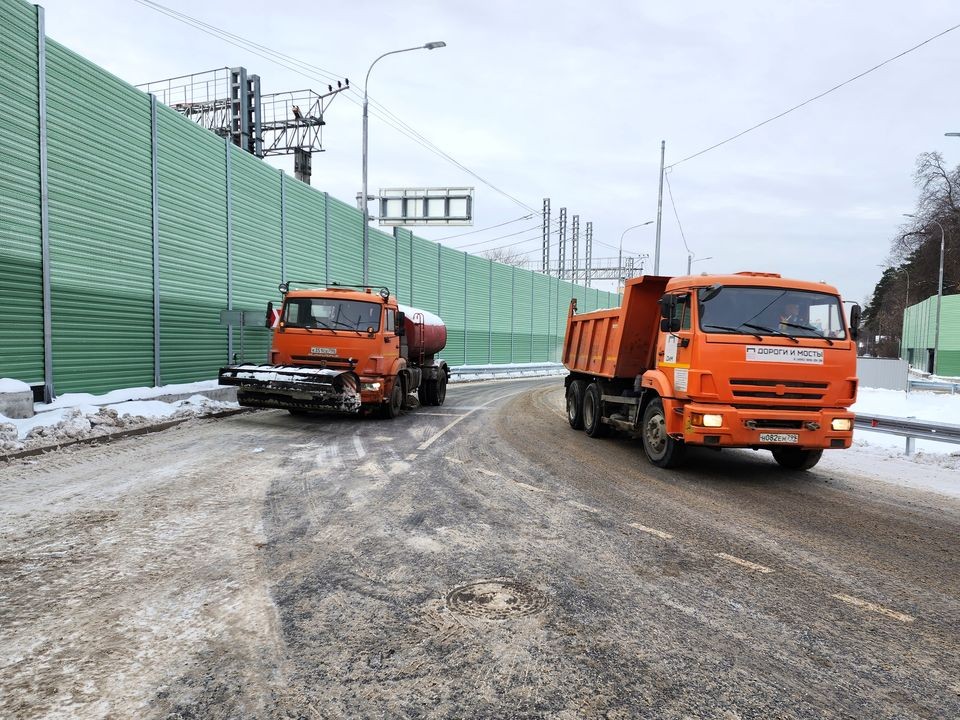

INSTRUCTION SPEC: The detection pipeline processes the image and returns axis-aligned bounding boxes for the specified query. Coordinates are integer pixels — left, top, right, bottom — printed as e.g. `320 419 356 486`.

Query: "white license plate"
759 433 798 444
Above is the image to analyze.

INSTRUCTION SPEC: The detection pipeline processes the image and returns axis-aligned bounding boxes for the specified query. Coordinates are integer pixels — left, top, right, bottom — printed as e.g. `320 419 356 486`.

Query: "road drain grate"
445 580 549 619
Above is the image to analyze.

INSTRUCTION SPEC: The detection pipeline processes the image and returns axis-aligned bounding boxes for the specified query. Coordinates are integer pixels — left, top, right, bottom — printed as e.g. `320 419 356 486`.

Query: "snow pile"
0 394 237 455
0 378 31 393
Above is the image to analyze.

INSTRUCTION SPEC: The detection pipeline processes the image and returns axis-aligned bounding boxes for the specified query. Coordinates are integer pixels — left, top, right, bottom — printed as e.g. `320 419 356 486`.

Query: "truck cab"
219 284 448 417
563 272 860 470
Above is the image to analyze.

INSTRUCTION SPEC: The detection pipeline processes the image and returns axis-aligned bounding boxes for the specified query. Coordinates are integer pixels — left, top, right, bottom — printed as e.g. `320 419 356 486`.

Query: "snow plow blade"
218 364 362 413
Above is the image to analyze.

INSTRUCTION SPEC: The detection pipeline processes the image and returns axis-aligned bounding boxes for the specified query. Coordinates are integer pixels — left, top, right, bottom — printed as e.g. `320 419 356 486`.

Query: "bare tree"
480 247 531 268
866 151 960 357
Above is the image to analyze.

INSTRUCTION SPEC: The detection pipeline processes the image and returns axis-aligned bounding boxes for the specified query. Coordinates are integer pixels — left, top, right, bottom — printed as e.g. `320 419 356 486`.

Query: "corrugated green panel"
438 246 466 365
0 0 43 383
284 177 326 286
939 350 960 376
327 196 363 287
156 105 228 383
411 236 440 313
230 146 281 363
490 263 513 363
46 41 154 393
465 255 491 364
530 273 551 361
368 226 395 293
512 269 534 362
394 228 413 304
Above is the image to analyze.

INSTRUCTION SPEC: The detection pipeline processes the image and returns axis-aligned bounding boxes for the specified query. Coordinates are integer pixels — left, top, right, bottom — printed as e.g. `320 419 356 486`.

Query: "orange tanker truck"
219 283 449 418
562 272 861 470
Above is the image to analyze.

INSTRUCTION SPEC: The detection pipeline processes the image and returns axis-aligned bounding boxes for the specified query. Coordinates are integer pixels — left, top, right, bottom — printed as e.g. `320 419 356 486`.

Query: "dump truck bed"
562 275 669 379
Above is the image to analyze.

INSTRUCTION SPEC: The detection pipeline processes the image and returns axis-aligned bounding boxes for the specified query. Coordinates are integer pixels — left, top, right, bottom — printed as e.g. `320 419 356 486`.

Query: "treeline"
862 152 959 356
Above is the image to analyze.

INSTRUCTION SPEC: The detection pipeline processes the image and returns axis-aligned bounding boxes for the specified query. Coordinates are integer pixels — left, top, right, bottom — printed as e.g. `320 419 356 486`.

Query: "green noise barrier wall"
0 0 619 398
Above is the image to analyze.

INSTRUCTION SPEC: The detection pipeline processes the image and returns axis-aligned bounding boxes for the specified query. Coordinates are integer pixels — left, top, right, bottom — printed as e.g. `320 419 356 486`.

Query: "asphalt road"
1 377 958 719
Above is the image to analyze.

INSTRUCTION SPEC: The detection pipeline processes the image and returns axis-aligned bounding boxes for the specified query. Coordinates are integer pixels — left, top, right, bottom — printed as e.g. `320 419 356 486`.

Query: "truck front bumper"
679 402 854 450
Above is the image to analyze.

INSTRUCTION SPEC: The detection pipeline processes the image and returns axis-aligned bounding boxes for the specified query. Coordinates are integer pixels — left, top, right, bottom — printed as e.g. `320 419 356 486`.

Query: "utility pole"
558 208 567 279
541 198 551 274
585 222 593 288
655 140 665 274
571 215 580 284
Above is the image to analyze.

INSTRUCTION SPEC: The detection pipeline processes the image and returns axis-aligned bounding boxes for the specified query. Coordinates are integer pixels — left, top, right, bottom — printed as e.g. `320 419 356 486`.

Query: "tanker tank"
399 304 447 358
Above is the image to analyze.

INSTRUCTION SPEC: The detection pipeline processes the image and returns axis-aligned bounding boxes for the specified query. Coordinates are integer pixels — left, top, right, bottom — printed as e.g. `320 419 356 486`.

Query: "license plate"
310 347 336 355
759 433 798 444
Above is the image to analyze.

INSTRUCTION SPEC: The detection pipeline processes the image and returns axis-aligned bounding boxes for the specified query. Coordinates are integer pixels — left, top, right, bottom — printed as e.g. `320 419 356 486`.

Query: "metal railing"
908 378 960 394
855 413 960 455
448 363 565 381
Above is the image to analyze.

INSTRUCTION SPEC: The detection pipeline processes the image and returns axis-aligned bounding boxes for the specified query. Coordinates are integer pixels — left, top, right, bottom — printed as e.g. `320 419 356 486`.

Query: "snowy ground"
0 376 957 496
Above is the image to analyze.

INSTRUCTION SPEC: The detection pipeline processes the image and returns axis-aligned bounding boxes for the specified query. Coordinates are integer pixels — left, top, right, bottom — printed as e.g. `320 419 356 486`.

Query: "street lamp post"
903 213 945 373
618 221 653 293
362 41 446 285
687 254 713 274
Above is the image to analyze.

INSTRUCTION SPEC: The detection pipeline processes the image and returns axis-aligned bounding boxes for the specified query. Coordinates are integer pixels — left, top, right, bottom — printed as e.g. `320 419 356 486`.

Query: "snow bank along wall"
0 0 619 400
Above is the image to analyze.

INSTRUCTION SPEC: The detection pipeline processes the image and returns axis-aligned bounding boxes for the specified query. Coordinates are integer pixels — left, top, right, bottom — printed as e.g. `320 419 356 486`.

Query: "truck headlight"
831 418 852 431
691 413 723 427
361 382 381 391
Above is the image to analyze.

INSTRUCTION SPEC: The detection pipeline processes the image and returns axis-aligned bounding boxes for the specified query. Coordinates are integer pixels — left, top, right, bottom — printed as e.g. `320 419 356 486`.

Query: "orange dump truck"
562 272 861 470
219 283 448 418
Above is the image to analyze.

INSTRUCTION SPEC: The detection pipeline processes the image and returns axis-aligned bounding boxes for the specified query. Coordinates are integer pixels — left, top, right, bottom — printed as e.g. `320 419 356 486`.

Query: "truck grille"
729 378 827 401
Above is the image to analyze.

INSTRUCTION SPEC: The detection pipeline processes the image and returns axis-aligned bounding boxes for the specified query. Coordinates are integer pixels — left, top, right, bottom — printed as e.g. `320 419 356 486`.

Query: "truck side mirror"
849 304 861 340
265 301 274 328
396 312 405 336
658 294 676 319
660 318 681 332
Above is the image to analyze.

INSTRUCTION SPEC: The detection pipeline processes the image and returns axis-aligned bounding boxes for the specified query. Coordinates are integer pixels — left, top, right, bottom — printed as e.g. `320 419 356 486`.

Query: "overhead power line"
131 0 538 214
668 20 960 168
664 171 690 255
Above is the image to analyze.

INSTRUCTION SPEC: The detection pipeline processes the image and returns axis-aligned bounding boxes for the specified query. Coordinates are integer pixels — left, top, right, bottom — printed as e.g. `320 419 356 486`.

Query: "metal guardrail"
448 363 565 381
908 378 960 394
855 413 960 455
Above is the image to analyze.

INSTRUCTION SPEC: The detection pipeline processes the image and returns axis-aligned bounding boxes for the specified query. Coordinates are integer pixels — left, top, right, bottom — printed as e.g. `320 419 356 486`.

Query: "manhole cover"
445 580 549 619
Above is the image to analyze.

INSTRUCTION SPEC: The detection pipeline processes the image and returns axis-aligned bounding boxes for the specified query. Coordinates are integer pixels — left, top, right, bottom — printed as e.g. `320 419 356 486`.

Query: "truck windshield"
283 298 381 332
697 286 847 340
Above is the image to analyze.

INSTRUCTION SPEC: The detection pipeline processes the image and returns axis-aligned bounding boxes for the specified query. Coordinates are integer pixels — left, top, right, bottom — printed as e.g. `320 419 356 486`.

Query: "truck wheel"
772 448 823 470
566 379 586 430
582 383 609 438
418 370 447 406
381 377 404 419
641 398 686 468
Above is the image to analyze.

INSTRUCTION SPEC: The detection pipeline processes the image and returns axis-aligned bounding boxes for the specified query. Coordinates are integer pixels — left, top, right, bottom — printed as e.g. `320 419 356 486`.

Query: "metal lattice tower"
585 222 593 287
138 66 348 184
542 198 551 274
571 215 580 284
558 208 567 279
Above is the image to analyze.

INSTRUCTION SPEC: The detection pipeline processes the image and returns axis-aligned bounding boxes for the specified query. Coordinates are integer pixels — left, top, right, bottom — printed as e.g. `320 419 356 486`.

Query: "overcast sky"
36 0 960 304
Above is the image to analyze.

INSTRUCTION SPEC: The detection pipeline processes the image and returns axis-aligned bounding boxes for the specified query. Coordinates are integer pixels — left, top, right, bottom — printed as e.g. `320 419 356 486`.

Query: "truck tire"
380 377 404 419
641 398 686 468
566 379 586 430
583 383 609 438
772 447 823 470
418 370 447 406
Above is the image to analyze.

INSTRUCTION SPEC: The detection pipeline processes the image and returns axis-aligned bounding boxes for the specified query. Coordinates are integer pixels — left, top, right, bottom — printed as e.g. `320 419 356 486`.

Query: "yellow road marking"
629 523 673 540
830 593 915 623
715 552 774 574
